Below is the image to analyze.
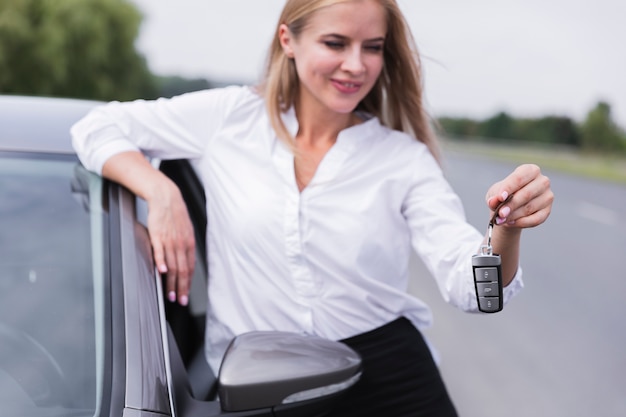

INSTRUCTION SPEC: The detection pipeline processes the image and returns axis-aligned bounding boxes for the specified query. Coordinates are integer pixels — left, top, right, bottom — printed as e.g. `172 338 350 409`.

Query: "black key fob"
472 251 503 313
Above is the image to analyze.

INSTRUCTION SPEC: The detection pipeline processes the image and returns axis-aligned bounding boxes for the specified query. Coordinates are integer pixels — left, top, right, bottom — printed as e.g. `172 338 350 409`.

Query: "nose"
341 46 366 75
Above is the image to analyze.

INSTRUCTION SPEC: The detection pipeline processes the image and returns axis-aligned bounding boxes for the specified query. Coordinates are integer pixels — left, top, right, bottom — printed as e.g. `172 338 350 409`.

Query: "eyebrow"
323 33 386 43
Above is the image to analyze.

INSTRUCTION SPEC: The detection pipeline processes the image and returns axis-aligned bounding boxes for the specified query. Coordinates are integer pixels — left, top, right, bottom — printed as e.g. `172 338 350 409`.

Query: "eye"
324 41 345 50
364 44 384 53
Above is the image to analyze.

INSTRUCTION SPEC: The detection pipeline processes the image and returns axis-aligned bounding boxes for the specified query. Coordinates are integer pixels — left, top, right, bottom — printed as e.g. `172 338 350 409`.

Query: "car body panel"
0 95 100 154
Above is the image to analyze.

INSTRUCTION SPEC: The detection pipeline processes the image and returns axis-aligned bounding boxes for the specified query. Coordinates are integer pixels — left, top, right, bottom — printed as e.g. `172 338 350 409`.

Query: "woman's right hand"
102 151 196 306
146 181 196 306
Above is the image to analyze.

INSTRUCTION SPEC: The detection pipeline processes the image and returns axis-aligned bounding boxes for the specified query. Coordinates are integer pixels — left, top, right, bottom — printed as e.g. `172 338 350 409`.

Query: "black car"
0 95 362 417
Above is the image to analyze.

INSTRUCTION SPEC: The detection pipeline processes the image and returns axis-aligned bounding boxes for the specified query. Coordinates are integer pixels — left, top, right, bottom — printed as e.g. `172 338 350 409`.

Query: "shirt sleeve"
402 144 524 312
71 85 249 174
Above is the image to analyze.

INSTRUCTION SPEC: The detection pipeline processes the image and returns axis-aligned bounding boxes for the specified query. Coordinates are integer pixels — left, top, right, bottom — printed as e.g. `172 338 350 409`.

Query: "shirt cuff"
90 139 140 175
502 265 524 305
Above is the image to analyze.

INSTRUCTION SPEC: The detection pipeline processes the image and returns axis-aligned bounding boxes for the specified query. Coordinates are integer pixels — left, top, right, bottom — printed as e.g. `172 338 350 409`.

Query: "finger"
157 231 181 303
492 193 516 225
152 236 178 303
151 236 168 275
163 243 179 303
508 186 554 227
488 164 541 205
487 190 511 210
508 204 552 228
174 245 194 307
504 164 542 196
149 229 177 302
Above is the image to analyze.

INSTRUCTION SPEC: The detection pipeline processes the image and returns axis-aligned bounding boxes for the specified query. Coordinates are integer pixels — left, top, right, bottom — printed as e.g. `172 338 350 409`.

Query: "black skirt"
327 317 458 417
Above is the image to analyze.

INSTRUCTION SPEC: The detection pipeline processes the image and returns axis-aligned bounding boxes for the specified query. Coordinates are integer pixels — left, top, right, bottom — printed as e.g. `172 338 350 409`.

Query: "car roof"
0 95 102 154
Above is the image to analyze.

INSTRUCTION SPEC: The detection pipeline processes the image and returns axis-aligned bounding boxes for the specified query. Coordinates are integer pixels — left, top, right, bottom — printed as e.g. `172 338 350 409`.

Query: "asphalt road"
409 149 626 417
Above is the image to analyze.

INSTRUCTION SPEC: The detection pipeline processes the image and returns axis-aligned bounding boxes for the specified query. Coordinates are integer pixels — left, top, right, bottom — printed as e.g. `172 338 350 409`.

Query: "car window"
0 153 106 417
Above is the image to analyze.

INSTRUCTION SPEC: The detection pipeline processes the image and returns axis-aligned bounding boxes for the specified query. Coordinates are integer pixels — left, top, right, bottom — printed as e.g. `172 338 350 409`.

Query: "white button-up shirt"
71 86 523 371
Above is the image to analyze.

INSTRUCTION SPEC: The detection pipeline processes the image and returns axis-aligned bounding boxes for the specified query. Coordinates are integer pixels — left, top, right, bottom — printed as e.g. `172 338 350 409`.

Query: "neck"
295 106 359 147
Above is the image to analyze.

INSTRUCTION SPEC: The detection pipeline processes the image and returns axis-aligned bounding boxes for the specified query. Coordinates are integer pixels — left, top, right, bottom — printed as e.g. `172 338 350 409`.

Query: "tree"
478 111 515 140
436 117 480 138
515 116 581 146
580 101 626 153
157 76 212 98
0 0 157 101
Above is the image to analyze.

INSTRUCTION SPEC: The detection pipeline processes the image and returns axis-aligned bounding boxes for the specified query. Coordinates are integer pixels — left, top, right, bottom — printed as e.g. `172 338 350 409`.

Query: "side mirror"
217 331 362 413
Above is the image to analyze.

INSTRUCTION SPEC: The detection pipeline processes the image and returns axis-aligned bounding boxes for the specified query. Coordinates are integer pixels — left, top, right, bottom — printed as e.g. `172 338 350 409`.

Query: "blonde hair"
259 0 441 163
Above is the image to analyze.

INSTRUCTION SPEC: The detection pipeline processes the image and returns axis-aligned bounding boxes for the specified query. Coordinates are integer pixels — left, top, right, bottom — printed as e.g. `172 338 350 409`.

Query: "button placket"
284 189 317 297
271 138 316 331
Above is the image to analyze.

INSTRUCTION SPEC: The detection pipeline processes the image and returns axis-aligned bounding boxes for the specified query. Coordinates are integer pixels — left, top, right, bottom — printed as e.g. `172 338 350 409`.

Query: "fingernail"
159 264 168 273
501 191 509 200
180 295 189 307
168 291 177 302
496 217 506 225
500 206 511 218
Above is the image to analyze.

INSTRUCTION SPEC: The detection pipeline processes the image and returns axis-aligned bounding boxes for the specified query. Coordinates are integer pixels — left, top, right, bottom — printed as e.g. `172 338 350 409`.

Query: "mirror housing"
217 331 361 412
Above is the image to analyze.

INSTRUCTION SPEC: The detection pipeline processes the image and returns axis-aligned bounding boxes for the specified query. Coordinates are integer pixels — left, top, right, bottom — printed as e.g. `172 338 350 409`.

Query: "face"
279 0 387 118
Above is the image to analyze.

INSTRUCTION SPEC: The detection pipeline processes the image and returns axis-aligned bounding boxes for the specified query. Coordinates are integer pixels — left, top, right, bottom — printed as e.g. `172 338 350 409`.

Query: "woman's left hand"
486 164 554 229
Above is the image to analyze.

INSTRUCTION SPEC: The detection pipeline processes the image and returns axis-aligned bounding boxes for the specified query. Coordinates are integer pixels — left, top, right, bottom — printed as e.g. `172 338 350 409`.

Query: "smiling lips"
331 79 362 94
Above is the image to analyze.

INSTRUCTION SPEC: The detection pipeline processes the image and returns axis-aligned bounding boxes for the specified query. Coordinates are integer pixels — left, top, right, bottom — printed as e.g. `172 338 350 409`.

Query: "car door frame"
107 180 174 417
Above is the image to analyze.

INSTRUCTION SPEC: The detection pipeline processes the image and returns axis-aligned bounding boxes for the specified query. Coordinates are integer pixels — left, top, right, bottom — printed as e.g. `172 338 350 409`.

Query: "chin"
327 99 362 115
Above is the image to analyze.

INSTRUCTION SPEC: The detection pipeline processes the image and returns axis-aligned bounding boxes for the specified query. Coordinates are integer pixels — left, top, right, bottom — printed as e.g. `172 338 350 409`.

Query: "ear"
278 24 295 58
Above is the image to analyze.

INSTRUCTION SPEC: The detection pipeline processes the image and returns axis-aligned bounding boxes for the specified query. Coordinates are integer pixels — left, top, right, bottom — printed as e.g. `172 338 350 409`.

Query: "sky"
129 0 626 128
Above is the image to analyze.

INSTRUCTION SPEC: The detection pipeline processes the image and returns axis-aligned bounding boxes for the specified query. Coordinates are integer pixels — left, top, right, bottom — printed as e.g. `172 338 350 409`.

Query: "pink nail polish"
168 291 176 302
180 295 189 307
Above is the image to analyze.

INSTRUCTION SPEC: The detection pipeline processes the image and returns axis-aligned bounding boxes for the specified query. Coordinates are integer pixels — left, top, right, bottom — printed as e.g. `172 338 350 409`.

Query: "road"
409 149 626 417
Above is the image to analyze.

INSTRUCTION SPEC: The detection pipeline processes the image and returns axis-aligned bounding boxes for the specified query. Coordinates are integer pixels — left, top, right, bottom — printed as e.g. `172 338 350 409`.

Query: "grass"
442 138 626 186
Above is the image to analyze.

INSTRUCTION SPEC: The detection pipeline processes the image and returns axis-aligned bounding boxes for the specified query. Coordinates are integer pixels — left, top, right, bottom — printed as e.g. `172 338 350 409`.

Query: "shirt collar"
280 106 300 139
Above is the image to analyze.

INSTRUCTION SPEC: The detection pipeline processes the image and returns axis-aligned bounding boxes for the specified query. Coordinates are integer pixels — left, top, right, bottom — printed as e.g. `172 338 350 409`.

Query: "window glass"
0 154 104 417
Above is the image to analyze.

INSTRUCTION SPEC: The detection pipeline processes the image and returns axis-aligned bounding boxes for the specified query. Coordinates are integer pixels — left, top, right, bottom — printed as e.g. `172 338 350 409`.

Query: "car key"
473 245 503 313
472 194 512 313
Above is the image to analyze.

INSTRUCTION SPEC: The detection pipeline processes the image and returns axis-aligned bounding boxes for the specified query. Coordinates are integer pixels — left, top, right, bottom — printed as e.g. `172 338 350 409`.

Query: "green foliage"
437 117 480 138
438 111 581 147
515 116 581 146
156 76 212 98
435 99 626 154
580 101 626 153
0 0 158 101
479 112 515 140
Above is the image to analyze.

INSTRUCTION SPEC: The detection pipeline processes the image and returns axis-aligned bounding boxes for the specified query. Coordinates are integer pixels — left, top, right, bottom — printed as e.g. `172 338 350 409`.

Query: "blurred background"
2 0 625 163
1 1 624 416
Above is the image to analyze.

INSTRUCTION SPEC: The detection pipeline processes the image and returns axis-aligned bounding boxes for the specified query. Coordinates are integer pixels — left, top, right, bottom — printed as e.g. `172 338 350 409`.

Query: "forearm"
481 164 553 287
101 151 180 204
486 226 522 287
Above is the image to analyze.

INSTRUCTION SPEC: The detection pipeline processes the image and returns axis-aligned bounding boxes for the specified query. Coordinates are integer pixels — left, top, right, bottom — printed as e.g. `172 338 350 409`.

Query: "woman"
72 0 553 415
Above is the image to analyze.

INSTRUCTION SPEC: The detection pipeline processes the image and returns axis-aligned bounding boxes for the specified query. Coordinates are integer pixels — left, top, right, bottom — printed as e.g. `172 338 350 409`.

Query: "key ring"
489 193 514 227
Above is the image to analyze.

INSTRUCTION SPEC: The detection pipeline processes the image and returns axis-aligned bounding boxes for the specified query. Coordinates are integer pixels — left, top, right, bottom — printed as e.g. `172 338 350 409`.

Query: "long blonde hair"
258 0 441 163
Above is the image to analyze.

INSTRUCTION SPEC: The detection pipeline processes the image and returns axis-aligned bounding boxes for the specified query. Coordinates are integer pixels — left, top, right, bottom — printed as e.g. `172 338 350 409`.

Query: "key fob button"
475 267 498 282
477 282 499 296
479 297 501 313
